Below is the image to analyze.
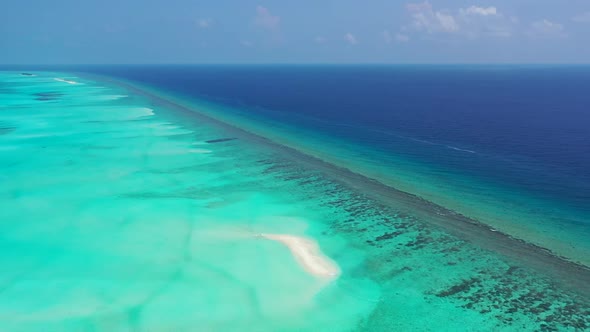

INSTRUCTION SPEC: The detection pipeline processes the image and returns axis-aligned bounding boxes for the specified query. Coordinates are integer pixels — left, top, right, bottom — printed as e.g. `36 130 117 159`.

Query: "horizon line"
2 62 590 67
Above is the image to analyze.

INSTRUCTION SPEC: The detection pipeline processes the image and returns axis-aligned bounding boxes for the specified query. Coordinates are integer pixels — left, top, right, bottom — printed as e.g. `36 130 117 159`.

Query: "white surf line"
54 78 78 85
189 148 212 154
259 233 340 279
446 145 476 154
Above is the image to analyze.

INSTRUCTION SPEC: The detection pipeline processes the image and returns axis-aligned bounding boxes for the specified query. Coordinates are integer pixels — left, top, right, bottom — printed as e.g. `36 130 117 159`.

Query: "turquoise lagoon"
0 71 588 331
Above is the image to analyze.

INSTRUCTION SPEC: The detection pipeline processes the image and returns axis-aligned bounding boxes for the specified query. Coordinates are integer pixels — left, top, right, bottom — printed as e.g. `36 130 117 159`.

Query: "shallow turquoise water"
0 72 588 331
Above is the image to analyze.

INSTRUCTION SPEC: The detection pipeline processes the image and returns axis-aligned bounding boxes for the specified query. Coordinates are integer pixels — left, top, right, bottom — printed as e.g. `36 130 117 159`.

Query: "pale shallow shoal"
260 233 341 279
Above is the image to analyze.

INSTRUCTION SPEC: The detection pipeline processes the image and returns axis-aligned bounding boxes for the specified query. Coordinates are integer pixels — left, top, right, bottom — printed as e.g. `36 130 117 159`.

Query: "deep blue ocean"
79 65 589 211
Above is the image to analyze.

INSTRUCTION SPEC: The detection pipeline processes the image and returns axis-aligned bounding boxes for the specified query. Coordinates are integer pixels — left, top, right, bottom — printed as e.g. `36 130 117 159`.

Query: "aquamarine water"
0 71 588 331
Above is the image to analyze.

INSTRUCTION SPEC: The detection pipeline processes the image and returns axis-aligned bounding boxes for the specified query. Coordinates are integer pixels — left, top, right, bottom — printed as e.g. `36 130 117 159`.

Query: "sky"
1 0 590 64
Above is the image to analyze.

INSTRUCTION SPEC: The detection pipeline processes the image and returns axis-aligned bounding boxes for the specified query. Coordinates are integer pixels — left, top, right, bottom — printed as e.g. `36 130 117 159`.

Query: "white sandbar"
260 233 340 279
54 78 78 84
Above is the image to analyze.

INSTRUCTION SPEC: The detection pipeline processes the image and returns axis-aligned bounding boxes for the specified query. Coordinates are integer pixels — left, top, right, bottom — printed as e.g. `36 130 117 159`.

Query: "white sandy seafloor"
0 72 589 332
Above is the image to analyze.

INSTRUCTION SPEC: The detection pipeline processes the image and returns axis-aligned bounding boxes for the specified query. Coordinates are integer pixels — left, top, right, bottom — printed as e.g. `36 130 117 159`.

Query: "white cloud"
534 19 563 31
403 2 514 39
345 33 358 45
405 2 460 33
529 19 566 37
198 18 213 28
254 6 280 30
436 12 459 32
572 11 590 23
460 6 497 17
406 2 432 12
396 33 410 42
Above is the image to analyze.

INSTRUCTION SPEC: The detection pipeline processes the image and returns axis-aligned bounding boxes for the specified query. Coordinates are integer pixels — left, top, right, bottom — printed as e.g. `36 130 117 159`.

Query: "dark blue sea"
86 66 590 201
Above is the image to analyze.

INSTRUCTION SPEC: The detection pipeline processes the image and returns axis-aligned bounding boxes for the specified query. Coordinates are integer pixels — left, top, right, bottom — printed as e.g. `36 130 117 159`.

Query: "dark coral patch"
0 122 15 135
436 277 481 297
205 137 237 144
33 92 63 101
